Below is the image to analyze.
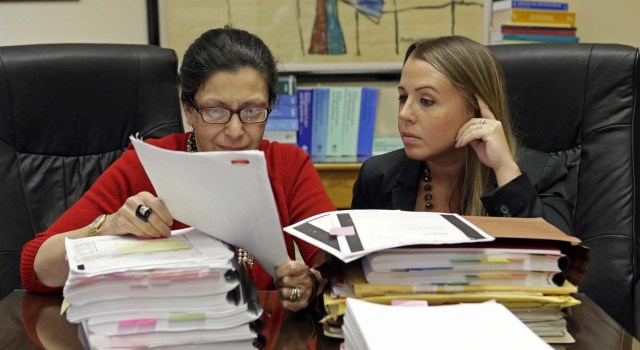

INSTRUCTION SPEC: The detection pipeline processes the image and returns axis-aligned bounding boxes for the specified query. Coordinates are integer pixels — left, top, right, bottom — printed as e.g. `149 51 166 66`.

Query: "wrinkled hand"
275 260 317 312
101 191 173 238
454 95 520 185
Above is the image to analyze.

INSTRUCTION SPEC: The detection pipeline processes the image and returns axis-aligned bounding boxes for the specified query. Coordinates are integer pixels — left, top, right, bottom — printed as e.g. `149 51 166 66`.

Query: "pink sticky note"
330 226 355 236
391 300 429 307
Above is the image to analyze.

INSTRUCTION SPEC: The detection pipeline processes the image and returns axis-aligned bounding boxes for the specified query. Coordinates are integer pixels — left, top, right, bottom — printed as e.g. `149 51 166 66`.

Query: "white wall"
0 0 147 46
575 0 640 48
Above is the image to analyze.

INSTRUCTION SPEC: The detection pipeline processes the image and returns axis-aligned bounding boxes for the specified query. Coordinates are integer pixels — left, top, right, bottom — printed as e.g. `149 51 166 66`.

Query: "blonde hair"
405 36 518 216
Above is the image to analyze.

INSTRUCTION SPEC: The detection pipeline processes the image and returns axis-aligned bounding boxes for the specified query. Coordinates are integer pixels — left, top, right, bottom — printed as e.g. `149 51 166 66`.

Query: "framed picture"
160 0 484 69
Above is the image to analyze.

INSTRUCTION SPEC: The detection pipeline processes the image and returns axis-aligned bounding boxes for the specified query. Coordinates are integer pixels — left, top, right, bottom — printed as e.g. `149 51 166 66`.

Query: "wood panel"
314 162 361 209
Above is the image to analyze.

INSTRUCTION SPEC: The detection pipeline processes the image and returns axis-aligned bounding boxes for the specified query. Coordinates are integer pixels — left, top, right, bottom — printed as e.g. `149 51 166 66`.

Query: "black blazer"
351 148 574 234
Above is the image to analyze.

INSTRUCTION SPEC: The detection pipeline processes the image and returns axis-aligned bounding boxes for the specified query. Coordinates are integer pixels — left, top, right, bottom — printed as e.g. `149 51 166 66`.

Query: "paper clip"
231 159 250 165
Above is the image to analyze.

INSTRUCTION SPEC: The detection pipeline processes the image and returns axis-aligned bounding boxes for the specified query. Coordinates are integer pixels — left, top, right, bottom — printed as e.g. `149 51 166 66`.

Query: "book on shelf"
265 118 299 131
269 105 298 119
275 94 298 107
264 130 297 144
489 0 578 44
311 87 330 157
501 24 576 36
276 74 297 95
502 33 579 43
297 88 313 153
372 86 403 155
271 94 299 119
341 87 363 158
326 87 346 157
493 0 569 12
357 87 378 157
493 9 576 27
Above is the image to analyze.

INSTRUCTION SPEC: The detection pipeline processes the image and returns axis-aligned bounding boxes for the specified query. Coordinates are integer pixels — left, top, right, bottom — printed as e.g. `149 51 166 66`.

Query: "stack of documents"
285 210 587 345
342 298 553 350
63 228 262 350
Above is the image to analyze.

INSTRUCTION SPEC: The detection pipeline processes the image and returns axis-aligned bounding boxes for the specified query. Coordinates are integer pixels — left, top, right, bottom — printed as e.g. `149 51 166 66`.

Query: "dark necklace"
187 132 197 152
423 162 433 211
186 132 254 268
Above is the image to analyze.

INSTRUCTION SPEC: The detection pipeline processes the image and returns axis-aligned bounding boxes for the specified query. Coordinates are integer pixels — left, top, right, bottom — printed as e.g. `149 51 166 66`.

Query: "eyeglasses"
190 97 271 124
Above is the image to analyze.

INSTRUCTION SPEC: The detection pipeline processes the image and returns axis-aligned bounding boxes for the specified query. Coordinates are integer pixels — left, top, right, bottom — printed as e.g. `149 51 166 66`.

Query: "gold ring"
288 286 300 302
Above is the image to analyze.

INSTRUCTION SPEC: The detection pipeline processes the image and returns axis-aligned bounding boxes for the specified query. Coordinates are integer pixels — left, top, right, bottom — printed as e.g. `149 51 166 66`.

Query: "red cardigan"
21 133 336 292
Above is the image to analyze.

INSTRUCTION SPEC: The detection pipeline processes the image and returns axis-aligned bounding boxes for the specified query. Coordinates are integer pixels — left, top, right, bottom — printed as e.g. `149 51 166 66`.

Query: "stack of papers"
343 298 553 350
362 246 567 286
284 210 495 263
285 210 584 345
63 228 262 350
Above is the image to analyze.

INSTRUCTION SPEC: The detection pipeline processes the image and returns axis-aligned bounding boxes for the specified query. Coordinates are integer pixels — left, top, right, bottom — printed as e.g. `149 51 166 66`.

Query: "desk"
314 163 361 209
0 290 636 350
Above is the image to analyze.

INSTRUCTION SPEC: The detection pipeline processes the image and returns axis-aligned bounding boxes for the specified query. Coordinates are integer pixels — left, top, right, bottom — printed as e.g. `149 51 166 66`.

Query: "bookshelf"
284 65 401 209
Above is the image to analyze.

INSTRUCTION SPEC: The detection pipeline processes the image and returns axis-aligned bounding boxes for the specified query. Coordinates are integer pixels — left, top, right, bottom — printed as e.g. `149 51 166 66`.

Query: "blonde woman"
351 36 572 233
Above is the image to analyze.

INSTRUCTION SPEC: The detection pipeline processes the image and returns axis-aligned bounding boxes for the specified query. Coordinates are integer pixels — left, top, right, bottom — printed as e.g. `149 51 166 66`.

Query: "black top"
351 148 573 235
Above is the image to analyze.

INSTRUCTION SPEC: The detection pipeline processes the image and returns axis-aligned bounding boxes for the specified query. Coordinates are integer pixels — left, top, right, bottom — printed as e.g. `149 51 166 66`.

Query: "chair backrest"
490 43 640 336
0 44 184 298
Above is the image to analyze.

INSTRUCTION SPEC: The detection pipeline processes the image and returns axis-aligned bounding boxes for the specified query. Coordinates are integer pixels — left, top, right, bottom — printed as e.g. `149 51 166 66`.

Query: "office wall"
0 1 636 49
575 0 639 48
0 0 147 46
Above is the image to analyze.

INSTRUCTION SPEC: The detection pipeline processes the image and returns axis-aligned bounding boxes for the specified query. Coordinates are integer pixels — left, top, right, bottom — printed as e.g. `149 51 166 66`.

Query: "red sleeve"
20 134 186 293
264 142 336 268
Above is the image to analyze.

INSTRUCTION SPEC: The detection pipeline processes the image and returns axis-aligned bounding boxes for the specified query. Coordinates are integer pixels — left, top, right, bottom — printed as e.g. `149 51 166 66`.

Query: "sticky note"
116 237 191 255
391 300 428 307
60 298 70 315
330 226 355 236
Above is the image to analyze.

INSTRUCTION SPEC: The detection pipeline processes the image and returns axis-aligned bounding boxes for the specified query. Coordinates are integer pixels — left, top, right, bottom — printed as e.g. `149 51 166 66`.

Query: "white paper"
130 136 289 277
283 209 494 262
343 298 553 350
65 228 232 277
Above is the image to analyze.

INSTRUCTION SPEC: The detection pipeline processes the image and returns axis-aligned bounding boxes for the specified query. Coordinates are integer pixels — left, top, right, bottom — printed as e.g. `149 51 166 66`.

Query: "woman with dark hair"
21 27 334 311
352 36 573 233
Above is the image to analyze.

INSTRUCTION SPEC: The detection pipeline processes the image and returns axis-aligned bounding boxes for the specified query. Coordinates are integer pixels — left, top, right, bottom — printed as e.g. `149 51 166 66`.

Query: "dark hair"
179 26 278 106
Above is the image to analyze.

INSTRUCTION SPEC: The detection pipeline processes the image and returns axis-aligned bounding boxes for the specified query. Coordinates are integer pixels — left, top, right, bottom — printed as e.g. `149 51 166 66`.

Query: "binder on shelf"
264 130 297 144
276 75 297 95
502 34 579 43
326 87 346 157
297 88 313 154
265 118 299 131
493 9 576 27
275 94 298 107
311 88 330 157
269 105 299 119
501 24 576 37
342 87 363 158
493 0 569 12
357 87 379 157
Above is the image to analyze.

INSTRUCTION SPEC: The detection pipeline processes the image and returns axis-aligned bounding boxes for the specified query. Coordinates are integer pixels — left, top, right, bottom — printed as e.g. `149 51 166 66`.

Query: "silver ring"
135 204 152 222
477 119 485 129
288 286 300 302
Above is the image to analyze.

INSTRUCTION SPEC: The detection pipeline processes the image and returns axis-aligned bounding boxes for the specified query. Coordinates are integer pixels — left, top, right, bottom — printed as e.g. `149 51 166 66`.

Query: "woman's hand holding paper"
101 191 174 239
275 260 319 312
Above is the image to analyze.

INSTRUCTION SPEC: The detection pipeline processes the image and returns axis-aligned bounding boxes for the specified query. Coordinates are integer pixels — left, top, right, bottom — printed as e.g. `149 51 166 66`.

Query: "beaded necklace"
186 132 254 268
423 162 433 211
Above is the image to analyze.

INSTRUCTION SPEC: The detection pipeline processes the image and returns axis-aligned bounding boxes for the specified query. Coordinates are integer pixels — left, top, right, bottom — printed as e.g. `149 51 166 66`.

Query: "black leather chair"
0 44 184 299
489 43 640 336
